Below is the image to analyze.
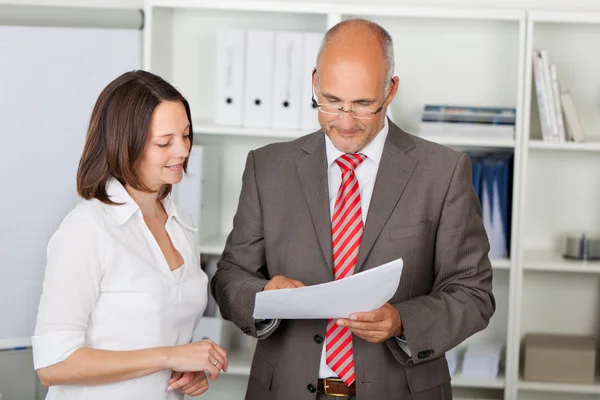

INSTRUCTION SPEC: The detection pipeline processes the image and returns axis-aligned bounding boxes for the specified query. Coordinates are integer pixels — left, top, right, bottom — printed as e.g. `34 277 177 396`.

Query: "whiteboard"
0 25 141 347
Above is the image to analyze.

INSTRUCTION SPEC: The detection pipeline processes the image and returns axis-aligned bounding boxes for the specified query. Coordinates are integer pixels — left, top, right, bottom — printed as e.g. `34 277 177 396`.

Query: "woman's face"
137 100 191 191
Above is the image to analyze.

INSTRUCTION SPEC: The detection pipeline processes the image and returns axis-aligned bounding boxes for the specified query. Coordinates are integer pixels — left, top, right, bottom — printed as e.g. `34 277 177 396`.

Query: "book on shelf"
418 104 515 139
419 121 514 138
560 91 585 143
532 49 585 143
422 104 516 125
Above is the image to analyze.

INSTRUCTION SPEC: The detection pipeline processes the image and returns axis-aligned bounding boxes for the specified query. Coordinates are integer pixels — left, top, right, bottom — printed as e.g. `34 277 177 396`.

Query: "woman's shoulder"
55 198 109 235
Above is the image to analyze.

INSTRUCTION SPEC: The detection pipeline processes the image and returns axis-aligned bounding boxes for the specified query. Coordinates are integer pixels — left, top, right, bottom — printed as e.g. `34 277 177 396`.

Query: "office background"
1 0 600 399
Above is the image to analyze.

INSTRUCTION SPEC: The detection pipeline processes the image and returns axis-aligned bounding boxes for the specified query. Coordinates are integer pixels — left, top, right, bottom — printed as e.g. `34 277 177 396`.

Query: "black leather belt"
317 378 356 397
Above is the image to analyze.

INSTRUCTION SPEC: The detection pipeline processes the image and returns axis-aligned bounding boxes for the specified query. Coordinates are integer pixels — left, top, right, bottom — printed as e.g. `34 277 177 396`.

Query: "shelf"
523 249 600 273
491 258 510 270
417 135 515 149
528 140 600 152
529 10 600 25
518 376 600 395
451 373 505 389
147 0 524 22
194 121 311 139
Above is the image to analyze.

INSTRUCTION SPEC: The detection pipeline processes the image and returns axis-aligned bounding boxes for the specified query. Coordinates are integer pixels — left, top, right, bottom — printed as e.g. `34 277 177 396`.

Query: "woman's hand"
166 339 228 380
168 371 209 396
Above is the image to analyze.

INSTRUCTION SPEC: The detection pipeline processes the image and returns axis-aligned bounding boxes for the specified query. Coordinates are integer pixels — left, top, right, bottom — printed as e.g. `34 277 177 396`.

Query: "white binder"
214 29 246 126
300 32 323 131
174 148 203 241
271 31 303 129
174 145 220 247
243 30 275 128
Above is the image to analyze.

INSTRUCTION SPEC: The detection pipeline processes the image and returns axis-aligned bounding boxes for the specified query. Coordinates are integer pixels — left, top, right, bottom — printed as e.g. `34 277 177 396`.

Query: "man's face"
313 58 396 154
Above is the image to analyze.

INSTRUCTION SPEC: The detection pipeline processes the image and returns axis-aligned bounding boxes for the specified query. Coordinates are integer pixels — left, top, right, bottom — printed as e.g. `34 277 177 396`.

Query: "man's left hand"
337 303 402 343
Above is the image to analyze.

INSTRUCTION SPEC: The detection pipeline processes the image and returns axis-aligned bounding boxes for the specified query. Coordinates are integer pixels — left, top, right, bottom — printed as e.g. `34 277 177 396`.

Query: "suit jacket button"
314 334 323 344
307 384 316 393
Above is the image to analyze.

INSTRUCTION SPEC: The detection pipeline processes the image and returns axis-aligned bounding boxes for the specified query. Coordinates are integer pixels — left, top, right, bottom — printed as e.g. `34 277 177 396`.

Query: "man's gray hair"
316 18 395 89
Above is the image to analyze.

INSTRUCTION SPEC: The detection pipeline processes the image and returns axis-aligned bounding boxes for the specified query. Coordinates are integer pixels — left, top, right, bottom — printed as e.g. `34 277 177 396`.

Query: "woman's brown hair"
76 70 193 204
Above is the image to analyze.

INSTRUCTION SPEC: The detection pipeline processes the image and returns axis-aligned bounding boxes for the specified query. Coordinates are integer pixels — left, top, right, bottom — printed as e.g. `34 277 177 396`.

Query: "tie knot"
336 153 367 172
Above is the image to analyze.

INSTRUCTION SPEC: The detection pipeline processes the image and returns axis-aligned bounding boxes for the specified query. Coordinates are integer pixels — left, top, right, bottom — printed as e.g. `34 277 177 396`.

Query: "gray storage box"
523 333 596 384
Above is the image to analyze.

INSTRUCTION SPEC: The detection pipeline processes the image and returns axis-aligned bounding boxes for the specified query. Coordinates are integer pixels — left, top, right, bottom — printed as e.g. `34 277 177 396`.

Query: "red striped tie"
325 153 367 386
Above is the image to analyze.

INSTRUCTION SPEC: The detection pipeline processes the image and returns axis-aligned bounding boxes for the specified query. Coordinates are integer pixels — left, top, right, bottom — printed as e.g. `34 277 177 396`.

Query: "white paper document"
253 258 403 319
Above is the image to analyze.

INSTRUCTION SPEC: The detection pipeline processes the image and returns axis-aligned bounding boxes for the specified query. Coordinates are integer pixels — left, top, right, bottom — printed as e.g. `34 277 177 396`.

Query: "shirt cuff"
31 330 84 370
395 335 412 357
255 319 280 339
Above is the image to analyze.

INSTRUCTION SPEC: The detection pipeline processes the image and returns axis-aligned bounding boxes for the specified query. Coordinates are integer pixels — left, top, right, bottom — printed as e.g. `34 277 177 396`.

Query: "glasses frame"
311 70 395 120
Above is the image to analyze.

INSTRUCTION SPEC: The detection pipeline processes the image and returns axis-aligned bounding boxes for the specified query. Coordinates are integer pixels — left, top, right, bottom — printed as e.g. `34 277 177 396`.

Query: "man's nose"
337 109 357 131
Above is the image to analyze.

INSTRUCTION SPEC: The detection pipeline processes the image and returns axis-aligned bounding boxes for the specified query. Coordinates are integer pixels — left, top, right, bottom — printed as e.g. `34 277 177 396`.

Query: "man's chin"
333 141 360 154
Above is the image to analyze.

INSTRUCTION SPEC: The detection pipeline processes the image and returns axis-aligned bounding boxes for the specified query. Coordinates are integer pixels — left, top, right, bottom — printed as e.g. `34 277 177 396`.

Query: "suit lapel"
356 122 418 273
296 132 333 272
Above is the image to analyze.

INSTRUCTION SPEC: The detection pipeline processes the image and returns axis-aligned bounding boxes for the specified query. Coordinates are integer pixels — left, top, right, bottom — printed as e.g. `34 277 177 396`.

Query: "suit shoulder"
251 131 318 165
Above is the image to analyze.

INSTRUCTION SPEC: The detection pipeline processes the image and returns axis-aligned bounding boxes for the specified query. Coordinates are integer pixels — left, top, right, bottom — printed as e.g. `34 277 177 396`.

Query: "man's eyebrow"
321 91 376 103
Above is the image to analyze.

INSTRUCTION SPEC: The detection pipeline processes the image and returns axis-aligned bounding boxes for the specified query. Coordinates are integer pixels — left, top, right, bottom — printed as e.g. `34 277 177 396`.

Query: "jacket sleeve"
387 153 496 365
211 150 272 338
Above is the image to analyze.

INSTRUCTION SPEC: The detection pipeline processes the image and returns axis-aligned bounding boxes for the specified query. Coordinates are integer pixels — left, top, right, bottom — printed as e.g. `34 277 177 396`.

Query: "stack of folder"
214 29 324 131
448 343 503 380
460 343 503 379
470 152 512 259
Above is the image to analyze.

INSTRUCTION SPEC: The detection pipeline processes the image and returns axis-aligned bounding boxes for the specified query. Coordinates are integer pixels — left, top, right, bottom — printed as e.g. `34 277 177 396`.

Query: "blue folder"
481 153 512 257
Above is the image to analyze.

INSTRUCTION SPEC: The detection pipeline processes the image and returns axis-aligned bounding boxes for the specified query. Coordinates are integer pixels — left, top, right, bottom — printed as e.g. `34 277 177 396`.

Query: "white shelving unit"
513 9 600 400
144 1 527 399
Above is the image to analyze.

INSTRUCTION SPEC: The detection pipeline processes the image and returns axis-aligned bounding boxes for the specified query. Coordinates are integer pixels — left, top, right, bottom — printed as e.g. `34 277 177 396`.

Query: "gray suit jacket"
211 121 495 400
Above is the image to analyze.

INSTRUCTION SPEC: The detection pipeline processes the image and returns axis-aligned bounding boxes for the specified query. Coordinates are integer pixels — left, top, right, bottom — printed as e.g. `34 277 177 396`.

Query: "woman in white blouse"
32 70 227 399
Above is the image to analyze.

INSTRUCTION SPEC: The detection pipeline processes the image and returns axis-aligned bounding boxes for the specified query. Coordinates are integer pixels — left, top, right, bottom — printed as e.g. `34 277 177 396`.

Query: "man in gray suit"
211 18 495 400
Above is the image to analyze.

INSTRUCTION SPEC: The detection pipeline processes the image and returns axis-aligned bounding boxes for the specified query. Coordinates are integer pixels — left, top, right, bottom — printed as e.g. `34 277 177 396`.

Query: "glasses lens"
318 104 339 116
351 108 374 120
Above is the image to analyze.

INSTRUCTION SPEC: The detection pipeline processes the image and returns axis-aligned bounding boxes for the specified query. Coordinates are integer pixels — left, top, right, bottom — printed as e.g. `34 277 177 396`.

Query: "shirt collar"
325 117 389 168
103 177 195 231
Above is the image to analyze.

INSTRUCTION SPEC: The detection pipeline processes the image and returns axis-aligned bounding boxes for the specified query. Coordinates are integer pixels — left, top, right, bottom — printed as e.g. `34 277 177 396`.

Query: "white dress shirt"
319 118 411 378
318 118 388 378
32 177 208 400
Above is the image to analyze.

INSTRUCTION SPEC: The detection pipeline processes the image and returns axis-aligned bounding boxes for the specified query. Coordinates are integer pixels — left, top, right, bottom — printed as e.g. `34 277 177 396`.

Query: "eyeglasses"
311 71 395 120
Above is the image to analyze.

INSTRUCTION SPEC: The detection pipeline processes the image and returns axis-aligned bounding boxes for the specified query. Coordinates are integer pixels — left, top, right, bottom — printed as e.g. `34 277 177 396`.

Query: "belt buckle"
323 377 347 397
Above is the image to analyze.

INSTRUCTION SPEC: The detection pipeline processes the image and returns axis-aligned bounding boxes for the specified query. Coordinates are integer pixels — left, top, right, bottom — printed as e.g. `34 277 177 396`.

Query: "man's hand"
336 303 402 343
263 275 305 291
